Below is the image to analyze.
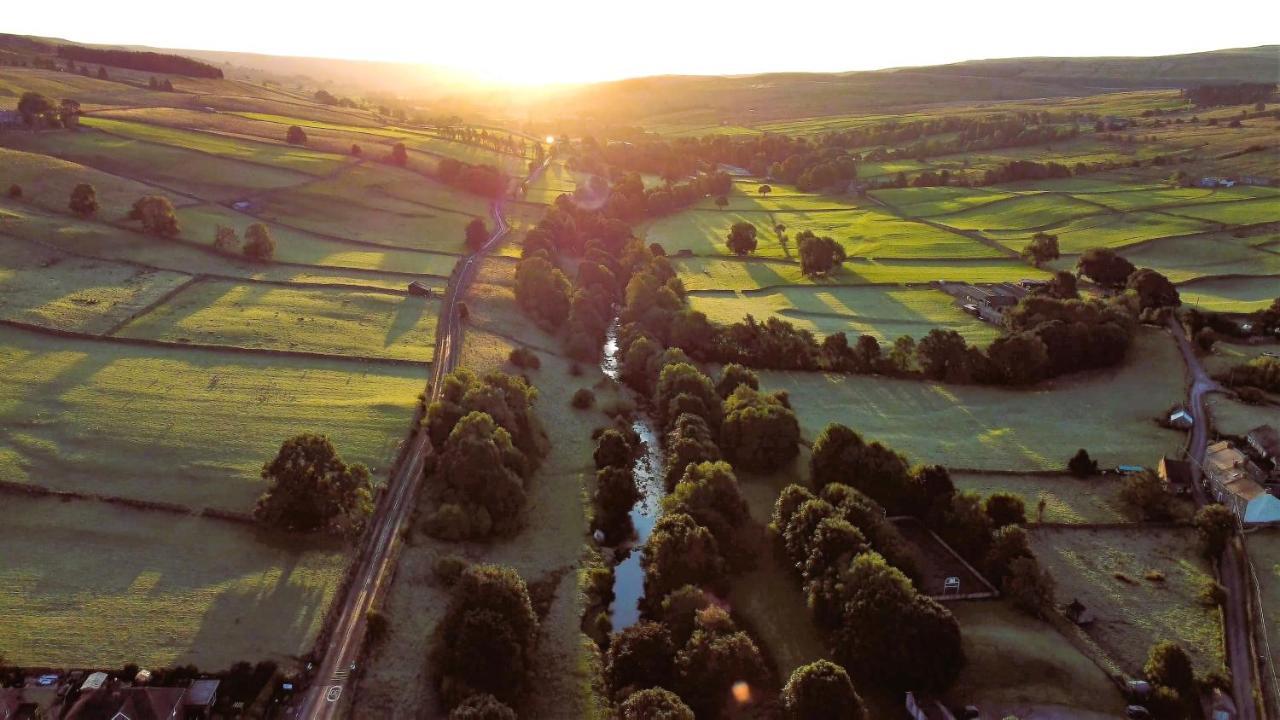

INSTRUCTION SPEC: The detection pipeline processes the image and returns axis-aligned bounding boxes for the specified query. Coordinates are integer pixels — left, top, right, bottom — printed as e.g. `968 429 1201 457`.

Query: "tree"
8 184 22 199
97 66 109 80
243 223 275 261
781 660 866 720
1127 268 1180 310
17 92 53 124
253 433 373 534
1119 470 1171 521
984 525 1033 587
619 688 694 720
985 332 1049 386
390 142 408 166
714 195 729 209
68 183 98 217
1194 504 1235 557
715 363 759 399
983 492 1027 529
917 329 972 382
1068 448 1098 477
1021 232 1060 266
514 256 571 331
604 621 675 699
436 564 538 707
758 184 772 197
831 552 964 695
1144 641 1195 698
1077 247 1135 287
285 125 308 145
663 461 751 562
1004 556 1055 618
719 386 801 473
465 217 489 252
1043 270 1079 299
797 231 846 277
674 608 769 718
435 411 527 537
809 423 915 513
655 362 721 431
128 195 180 237
641 513 724 605
594 429 632 469
448 694 516 720
725 221 758 256
350 143 362 156
213 225 239 253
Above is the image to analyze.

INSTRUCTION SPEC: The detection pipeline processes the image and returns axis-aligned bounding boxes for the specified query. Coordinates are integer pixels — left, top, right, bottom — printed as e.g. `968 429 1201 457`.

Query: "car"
1126 706 1153 720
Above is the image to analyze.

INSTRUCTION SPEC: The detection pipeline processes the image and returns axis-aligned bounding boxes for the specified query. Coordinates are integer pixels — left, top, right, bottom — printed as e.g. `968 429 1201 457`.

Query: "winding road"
296 160 546 719
1168 316 1260 720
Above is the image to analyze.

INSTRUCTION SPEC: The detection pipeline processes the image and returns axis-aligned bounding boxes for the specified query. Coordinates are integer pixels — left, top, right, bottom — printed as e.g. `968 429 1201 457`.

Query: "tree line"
1182 82 1275 107
56 45 223 78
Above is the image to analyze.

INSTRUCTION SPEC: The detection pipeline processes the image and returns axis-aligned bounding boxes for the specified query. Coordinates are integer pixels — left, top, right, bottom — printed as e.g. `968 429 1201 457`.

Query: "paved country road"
1169 316 1261 720
296 161 548 720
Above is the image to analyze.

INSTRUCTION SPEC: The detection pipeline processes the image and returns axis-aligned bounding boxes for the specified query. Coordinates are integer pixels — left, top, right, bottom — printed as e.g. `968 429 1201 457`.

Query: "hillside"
524 45 1280 125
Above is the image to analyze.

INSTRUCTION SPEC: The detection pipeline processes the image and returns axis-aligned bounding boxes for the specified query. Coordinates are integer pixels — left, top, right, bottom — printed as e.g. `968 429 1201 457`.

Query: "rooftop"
1248 425 1280 457
1205 441 1266 500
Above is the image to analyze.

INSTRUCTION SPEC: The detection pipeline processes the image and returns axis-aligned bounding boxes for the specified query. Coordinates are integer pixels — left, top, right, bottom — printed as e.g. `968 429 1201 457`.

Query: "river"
599 319 666 631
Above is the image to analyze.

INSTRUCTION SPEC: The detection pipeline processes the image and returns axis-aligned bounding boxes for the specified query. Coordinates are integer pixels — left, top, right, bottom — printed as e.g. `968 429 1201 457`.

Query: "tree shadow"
384 295 430 349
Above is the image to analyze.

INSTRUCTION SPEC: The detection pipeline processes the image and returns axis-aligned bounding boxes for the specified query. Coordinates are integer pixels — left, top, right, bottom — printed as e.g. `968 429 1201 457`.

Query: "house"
1246 425 1280 467
1158 457 1194 496
1204 441 1267 519
64 686 187 720
905 691 957 720
406 281 433 297
0 110 22 128
1168 408 1194 429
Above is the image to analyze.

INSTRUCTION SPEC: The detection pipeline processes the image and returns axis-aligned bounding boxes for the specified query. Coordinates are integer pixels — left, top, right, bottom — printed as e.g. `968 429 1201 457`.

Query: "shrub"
983 492 1027 529
1144 641 1195 698
507 347 541 370
571 387 595 409
1198 578 1227 607
68 183 98 217
366 609 389 646
350 144 362 156
1004 556 1055 617
457 301 469 320
7 184 21 199
129 195 180 237
1120 470 1171 521
433 554 470 586
594 429 632 469
213 225 239 253
604 621 675 699
286 125 308 145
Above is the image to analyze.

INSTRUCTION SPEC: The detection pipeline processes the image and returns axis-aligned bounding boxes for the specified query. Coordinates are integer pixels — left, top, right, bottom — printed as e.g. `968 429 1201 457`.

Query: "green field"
1244 530 1280 672
674 255 1050 291
1085 185 1278 212
0 127 313 201
80 116 351 177
1118 231 1280 282
116 279 438 361
0 493 348 668
688 285 1000 345
1173 195 1280 225
872 186 1016 216
1207 395 1279 437
1179 276 1280 313
952 472 1132 524
947 601 1125 716
758 328 1184 470
0 325 423 511
931 194 1104 231
0 240 191 334
1029 526 1224 676
990 211 1213 254
0 146 187 221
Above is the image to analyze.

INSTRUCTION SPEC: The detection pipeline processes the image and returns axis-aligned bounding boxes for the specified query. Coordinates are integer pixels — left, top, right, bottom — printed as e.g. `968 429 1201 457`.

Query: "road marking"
326 686 342 703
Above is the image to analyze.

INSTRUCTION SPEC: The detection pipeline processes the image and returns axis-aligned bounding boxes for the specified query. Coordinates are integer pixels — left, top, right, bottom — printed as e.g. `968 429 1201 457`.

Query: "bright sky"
7 0 1278 85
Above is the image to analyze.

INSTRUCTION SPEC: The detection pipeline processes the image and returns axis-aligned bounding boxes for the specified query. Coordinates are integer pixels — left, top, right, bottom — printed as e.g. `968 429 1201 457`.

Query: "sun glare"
545 136 556 145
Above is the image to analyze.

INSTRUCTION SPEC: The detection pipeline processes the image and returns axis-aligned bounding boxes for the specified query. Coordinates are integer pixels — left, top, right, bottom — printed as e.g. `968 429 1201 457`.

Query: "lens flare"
545 135 556 144
732 681 752 704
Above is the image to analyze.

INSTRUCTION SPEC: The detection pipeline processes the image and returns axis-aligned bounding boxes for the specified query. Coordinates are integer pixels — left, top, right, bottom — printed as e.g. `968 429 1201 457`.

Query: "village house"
1246 425 1280 470
1203 441 1280 523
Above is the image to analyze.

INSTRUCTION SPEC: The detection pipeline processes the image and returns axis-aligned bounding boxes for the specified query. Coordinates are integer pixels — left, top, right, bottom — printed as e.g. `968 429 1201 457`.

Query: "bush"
1119 470 1172 521
68 183 98 217
433 554 470 586
1194 504 1235 557
129 195 179 237
594 428 632 469
286 125 308 145
1003 556 1055 618
1144 641 1195 698
604 621 675 699
507 347 541 370
457 301 469 320
983 492 1027 528
213 225 239 253
571 387 595 409
366 609 389 646
7 184 21 199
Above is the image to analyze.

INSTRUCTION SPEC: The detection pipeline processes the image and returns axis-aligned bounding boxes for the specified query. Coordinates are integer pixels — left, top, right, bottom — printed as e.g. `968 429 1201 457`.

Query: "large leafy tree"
465 217 489 251
725 221 758 256
604 621 675 699
781 660 867 720
809 423 916 513
128 195 180 237
1127 268 1180 310
1021 231 1060 266
719 385 800 472
17 92 53 123
619 688 694 720
253 433 373 535
797 230 847 276
514 255 572 330
436 564 538 707
641 513 724 605
663 461 751 562
1077 247 1135 287
917 329 972 382
243 223 275 261
437 411 527 536
674 608 769 718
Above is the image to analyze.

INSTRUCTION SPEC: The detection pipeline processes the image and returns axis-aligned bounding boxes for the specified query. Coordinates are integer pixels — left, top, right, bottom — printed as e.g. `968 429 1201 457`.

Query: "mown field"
1029 527 1224 676
115 279 438 361
758 329 1184 471
1244 530 1280 672
687 284 1001 345
0 493 348 669
0 325 423 511
1179 275 1280 313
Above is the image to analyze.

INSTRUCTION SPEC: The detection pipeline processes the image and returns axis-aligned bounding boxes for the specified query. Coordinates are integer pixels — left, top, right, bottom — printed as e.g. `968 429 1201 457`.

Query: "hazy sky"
8 0 1278 84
